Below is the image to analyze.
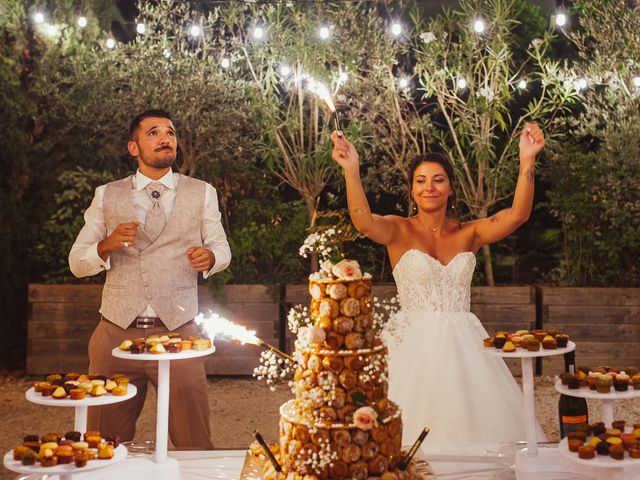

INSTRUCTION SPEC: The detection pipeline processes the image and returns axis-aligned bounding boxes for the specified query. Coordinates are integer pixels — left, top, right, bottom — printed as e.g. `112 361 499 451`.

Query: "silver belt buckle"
135 317 156 329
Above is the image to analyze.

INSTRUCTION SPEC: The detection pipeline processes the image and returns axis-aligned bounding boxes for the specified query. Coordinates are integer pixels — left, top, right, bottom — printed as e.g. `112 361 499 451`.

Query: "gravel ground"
2 374 639 480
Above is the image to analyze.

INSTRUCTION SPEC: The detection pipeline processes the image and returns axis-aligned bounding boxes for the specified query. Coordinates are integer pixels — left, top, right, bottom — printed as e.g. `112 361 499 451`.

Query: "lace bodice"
392 249 475 312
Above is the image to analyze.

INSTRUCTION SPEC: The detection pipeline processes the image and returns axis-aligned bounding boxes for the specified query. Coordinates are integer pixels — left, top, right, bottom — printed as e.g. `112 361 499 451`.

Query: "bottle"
558 351 589 438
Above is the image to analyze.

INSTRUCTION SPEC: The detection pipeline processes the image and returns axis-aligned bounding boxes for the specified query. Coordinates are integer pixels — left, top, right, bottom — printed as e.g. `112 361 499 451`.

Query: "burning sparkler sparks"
305 77 341 131
195 312 293 361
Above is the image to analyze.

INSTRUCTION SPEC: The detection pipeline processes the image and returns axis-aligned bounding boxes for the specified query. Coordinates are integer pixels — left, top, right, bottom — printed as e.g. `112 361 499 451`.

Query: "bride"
330 124 545 447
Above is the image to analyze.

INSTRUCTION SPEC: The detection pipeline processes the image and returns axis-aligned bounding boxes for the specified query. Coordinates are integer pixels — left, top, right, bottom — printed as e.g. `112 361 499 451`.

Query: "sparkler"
306 78 341 131
253 430 282 473
194 313 293 361
399 426 430 470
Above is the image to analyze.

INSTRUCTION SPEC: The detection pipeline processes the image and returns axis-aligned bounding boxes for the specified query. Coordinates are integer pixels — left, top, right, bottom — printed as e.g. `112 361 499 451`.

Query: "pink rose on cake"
297 326 326 345
331 259 362 281
353 406 378 430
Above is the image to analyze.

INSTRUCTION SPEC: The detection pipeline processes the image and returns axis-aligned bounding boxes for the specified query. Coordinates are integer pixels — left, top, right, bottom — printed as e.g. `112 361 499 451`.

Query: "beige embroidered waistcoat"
101 174 205 330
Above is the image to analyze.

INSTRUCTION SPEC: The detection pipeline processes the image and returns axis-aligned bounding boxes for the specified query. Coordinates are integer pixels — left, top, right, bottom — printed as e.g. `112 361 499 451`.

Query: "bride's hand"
331 131 360 174
519 122 545 161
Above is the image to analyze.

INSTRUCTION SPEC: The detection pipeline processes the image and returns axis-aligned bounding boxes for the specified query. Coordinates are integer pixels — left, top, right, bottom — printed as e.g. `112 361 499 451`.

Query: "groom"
69 109 231 449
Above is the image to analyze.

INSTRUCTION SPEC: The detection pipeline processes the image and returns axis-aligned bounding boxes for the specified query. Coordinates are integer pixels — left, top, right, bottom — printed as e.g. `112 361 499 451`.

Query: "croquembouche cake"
259 259 424 480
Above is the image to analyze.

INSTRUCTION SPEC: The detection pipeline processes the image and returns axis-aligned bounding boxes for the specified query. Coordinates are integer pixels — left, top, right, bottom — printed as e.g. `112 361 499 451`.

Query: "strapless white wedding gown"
383 249 542 447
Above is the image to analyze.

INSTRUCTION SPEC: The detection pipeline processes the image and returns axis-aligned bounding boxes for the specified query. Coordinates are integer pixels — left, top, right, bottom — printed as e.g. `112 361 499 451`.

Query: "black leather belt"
134 316 160 329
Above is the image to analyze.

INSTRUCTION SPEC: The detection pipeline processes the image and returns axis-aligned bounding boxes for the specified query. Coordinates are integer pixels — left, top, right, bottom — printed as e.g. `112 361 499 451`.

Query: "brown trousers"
87 319 213 450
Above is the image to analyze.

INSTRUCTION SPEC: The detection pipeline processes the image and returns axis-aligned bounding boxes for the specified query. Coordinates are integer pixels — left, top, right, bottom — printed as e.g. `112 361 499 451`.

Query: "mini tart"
596 441 610 455
192 338 212 350
64 431 81 442
33 381 50 392
607 428 622 437
611 421 625 432
40 385 56 397
86 436 102 448
40 442 59 451
555 333 569 348
13 445 33 460
567 430 587 442
46 374 64 385
104 380 118 392
609 444 625 460
525 339 540 351
607 437 623 446
114 376 129 385
493 336 507 349
69 388 86 400
502 340 516 352
165 341 183 353
578 445 595 459
149 343 166 354
112 385 128 396
40 454 58 467
22 441 41 453
64 372 81 382
90 385 107 397
74 450 89 467
42 433 62 443
541 335 557 349
57 450 74 464
20 451 36 465
72 441 89 451
130 342 146 354
589 436 602 447
84 431 100 440
629 448 640 459
98 443 115 459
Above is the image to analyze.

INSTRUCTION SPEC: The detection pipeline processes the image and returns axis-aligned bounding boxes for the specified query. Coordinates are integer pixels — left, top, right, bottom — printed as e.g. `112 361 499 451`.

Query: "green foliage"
210 197 308 287
33 167 115 283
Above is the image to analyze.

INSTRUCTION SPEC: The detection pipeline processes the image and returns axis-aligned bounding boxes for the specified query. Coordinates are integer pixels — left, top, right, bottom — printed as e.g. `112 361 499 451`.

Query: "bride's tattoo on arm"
521 167 535 184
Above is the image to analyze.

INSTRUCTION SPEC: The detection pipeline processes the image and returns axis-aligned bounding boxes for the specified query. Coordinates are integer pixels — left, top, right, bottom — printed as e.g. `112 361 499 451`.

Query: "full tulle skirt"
383 310 545 447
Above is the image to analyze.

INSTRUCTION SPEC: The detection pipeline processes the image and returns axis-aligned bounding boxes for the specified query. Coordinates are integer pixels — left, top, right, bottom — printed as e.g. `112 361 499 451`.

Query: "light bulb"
253 26 264 39
518 79 527 90
221 58 230 69
45 24 58 36
633 76 640 87
457 77 467 90
34 12 44 24
473 18 486 34
391 22 402 36
190 25 201 37
279 65 291 77
319 26 330 40
136 23 145 34
106 38 116 49
556 12 567 27
576 78 587 90
163 49 171 59
398 77 409 89
77 16 87 28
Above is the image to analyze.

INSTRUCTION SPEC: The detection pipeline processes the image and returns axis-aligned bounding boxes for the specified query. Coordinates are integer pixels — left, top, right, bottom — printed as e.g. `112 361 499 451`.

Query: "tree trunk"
304 195 319 273
478 208 495 286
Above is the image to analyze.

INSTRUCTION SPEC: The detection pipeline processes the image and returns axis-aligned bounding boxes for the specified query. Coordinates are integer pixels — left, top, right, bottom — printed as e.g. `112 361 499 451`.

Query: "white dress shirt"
69 169 231 317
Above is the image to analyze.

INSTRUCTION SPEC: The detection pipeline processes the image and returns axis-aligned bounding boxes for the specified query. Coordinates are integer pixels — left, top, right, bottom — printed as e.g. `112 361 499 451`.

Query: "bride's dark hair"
408 153 458 215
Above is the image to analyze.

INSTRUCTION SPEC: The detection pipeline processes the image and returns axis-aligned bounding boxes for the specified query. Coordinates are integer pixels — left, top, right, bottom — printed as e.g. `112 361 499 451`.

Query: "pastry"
98 443 115 459
596 376 612 393
578 445 595 459
40 384 56 397
493 336 507 349
192 338 211 351
166 341 183 353
541 335 557 349
483 337 494 348
555 333 569 348
629 448 640 459
568 439 583 452
112 385 128 396
86 435 102 448
525 339 540 351
72 441 89 451
104 380 118 392
130 341 146 354
57 449 74 464
20 450 36 465
90 385 107 397
502 340 516 352
46 374 64 385
74 450 89 467
596 441 610 455
118 339 133 351
609 444 625 460
609 425 624 435
70 388 86 400
65 431 81 442
614 374 630 391
149 342 166 354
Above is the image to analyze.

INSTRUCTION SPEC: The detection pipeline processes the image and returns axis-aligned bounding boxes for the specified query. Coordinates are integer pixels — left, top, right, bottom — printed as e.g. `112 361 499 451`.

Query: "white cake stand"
26 385 137 434
482 341 576 456
111 347 214 464
554 380 640 427
558 437 640 480
3 444 127 480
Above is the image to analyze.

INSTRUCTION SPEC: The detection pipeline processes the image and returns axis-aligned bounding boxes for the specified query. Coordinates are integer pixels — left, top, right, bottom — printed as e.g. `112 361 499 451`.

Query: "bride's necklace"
428 218 448 233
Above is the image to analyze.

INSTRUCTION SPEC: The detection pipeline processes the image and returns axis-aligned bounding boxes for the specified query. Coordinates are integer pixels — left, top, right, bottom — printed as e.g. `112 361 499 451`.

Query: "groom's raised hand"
187 246 215 272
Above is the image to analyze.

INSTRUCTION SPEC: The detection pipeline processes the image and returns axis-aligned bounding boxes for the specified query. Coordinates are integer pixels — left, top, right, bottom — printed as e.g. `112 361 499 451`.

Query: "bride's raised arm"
470 122 545 250
330 131 399 246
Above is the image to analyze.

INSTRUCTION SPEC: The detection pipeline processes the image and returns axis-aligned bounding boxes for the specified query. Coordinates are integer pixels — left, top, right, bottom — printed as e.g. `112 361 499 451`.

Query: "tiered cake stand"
111 346 215 477
555 381 640 479
482 341 576 478
25 384 137 434
3 385 136 479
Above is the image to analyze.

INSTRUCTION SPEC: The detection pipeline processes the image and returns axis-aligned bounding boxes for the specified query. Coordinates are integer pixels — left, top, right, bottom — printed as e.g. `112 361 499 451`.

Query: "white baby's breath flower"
420 31 436 44
476 86 495 102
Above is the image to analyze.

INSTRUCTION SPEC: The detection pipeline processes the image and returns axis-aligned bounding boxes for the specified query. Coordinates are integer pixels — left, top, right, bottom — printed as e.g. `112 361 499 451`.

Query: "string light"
632 76 640 87
190 25 201 37
576 78 587 90
106 38 116 49
319 25 331 40
398 77 409 89
252 26 264 39
163 48 171 58
77 16 87 28
555 9 567 27
221 57 230 69
45 24 59 36
517 79 527 90
279 65 291 77
136 23 146 34
457 77 467 90
473 18 486 34
34 12 45 24
391 22 402 36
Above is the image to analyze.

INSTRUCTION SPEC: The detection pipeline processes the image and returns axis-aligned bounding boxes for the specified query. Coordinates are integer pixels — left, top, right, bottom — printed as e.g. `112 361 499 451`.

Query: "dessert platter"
246 259 427 479
26 373 137 438
112 333 214 466
4 431 127 480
